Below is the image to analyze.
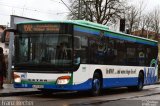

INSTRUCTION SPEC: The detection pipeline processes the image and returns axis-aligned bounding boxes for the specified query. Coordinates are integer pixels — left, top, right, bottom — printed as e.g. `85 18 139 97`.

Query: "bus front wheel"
91 72 102 96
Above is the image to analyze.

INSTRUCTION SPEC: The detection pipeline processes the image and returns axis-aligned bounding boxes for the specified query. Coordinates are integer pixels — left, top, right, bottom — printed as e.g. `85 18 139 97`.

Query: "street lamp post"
78 0 81 19
85 0 94 21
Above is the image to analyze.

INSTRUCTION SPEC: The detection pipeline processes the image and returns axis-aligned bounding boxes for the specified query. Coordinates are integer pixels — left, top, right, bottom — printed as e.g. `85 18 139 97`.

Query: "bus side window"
89 37 98 64
108 38 116 65
137 45 146 66
126 41 137 66
116 40 126 65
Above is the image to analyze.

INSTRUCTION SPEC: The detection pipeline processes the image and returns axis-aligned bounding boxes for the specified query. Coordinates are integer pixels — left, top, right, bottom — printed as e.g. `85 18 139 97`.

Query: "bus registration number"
32 85 44 88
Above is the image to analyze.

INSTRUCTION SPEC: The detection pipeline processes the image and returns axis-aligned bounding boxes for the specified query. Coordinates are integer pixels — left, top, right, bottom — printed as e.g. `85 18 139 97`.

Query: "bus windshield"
15 34 74 67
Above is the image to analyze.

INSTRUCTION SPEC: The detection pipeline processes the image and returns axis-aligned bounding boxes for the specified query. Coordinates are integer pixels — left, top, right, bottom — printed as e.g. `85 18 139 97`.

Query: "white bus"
2 20 158 96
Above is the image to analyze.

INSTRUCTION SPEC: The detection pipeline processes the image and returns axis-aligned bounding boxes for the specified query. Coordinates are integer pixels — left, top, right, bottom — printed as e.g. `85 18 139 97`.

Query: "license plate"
32 85 44 88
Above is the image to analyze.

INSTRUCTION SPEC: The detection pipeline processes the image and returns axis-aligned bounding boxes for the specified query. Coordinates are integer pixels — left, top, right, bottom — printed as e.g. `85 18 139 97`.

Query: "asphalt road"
0 85 160 106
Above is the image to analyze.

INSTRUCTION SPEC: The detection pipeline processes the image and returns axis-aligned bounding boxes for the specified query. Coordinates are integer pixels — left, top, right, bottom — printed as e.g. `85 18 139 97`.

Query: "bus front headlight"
56 76 71 85
14 73 21 83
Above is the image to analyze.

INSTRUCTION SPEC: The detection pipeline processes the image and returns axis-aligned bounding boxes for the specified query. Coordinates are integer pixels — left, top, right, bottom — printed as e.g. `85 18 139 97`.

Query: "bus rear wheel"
136 72 144 91
128 72 144 91
91 72 102 96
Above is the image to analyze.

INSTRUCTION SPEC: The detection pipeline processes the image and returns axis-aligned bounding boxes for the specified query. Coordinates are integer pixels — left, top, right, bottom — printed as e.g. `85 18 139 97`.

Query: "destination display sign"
18 24 60 33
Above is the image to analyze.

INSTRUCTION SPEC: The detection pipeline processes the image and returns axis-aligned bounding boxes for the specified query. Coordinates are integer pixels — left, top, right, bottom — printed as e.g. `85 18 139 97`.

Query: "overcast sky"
0 0 160 26
0 0 70 25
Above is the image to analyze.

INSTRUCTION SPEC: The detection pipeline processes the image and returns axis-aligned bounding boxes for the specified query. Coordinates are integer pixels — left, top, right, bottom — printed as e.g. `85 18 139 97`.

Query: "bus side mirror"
1 29 17 43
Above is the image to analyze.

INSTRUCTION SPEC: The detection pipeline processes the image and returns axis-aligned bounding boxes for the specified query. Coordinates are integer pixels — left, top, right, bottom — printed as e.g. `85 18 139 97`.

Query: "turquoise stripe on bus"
74 26 157 46
74 25 100 35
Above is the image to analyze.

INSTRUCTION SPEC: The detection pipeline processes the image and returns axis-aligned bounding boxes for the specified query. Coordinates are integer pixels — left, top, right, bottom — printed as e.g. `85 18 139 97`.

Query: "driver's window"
19 37 28 62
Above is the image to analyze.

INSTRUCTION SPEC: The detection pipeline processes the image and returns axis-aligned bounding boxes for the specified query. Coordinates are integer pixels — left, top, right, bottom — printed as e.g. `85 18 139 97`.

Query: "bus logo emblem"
21 74 27 79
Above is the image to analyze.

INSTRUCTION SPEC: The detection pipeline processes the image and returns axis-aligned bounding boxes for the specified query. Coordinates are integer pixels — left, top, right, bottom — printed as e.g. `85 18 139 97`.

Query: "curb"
155 82 160 84
0 91 41 97
155 81 160 84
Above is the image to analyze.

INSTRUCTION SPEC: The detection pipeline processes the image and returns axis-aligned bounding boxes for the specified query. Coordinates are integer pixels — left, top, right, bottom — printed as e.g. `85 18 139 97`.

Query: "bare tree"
125 0 147 34
136 13 153 38
68 0 126 25
136 0 146 30
150 8 160 40
125 5 139 34
67 0 81 20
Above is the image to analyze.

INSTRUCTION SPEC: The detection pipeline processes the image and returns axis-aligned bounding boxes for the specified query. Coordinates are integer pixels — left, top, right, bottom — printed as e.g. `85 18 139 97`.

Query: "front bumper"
14 79 92 91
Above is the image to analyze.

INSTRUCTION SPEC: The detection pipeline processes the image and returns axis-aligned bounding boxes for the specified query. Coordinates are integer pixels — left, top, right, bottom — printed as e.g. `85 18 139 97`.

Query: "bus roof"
17 20 158 44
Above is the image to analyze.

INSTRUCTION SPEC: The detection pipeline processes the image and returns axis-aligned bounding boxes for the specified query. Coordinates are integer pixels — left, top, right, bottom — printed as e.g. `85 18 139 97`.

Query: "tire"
136 72 144 91
91 72 102 96
128 72 144 91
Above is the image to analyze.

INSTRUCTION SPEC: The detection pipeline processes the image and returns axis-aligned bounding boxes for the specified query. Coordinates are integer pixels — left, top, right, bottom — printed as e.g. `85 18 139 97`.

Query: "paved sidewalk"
0 84 40 97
